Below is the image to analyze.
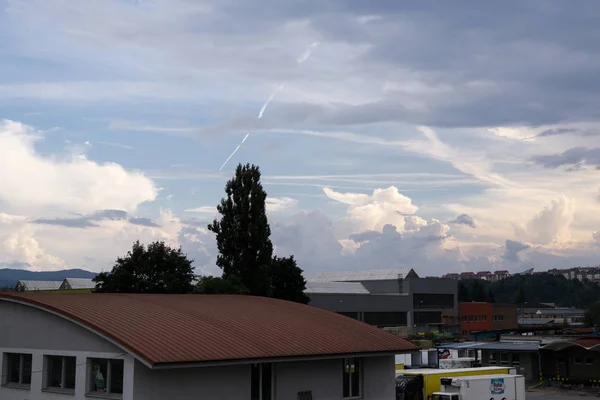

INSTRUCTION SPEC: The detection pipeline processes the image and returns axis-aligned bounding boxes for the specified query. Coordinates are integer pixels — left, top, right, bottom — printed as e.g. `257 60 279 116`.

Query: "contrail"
297 42 320 64
258 84 284 119
219 42 319 171
219 144 242 171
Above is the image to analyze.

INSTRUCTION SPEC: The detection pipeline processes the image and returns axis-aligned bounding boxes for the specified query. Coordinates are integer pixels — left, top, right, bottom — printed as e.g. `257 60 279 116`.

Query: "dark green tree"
515 284 526 304
270 256 310 304
209 163 308 302
94 241 194 293
194 275 249 295
584 301 600 327
471 279 486 302
458 280 471 302
485 287 496 303
208 163 273 296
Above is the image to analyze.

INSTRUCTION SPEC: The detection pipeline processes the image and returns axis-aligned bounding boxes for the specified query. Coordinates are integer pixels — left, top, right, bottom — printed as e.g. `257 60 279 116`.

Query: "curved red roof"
0 293 418 367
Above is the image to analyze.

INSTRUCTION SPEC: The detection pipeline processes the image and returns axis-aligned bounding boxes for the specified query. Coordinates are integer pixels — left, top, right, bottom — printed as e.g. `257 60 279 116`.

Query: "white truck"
431 374 526 400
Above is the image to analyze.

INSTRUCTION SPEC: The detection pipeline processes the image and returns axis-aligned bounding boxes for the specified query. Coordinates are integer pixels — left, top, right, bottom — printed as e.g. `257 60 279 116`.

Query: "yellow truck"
395 366 516 399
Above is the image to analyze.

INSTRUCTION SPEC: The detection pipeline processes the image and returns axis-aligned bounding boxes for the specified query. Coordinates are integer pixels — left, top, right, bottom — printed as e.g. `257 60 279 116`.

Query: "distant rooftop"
17 280 62 291
305 281 370 294
306 268 417 283
62 278 96 289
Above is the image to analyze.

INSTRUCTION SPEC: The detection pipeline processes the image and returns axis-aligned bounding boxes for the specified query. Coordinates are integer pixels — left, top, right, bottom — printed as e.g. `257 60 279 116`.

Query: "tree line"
458 273 600 308
94 163 309 304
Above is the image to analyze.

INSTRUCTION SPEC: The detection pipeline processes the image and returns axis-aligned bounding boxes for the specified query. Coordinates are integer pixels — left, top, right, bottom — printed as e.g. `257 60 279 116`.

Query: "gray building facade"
1 293 413 400
306 268 458 332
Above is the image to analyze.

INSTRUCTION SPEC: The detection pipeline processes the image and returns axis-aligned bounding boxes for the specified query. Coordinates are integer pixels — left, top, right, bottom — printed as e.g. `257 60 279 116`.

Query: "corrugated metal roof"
518 318 555 325
306 268 415 282
542 337 600 352
305 281 370 294
63 278 96 289
535 308 584 316
437 341 540 352
0 293 418 366
17 280 62 291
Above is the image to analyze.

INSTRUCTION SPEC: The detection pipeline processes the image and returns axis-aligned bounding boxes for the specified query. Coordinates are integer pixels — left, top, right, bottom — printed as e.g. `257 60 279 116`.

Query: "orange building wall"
459 302 518 336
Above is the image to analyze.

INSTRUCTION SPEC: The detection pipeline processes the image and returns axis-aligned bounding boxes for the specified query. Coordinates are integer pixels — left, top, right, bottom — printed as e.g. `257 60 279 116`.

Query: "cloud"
266 197 298 212
323 186 419 233
449 214 476 228
31 209 159 229
184 206 217 214
514 196 574 245
531 147 600 170
0 120 157 215
129 217 160 227
502 240 530 263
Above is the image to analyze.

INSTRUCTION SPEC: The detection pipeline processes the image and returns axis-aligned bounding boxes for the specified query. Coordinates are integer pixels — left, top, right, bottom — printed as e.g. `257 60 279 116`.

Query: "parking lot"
527 388 600 399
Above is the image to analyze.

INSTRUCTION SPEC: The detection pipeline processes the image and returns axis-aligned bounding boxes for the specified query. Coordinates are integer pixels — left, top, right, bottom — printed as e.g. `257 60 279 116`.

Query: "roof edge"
0 296 153 368
150 349 415 370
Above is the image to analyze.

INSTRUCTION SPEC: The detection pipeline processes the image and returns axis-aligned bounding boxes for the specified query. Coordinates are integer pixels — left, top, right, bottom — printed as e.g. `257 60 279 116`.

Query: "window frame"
573 356 583 365
511 353 520 367
250 363 274 400
489 352 497 365
500 352 509 366
86 358 125 398
342 357 362 399
1 353 33 389
585 357 594 365
43 355 77 393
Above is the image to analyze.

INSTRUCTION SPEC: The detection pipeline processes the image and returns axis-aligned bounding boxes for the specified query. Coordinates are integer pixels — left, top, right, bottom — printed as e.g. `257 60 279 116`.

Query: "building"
305 268 458 334
437 340 541 381
548 266 600 283
59 278 96 290
0 292 418 400
442 271 511 282
14 280 62 292
519 304 585 327
459 302 518 337
540 337 600 384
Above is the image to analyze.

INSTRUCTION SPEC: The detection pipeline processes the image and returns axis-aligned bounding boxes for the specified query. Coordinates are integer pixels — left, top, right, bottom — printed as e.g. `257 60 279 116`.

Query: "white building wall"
0 347 134 400
275 355 395 400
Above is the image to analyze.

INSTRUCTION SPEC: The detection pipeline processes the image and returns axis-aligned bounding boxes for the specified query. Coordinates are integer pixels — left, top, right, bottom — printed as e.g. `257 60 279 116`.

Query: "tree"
515 284 526 304
270 256 310 304
209 163 308 302
194 275 249 295
485 287 496 303
584 301 600 327
208 163 273 296
458 280 471 302
94 241 195 293
471 279 486 302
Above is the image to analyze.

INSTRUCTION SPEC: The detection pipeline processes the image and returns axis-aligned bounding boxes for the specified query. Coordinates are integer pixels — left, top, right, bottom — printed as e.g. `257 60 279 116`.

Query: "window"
88 358 124 396
498 315 504 321
251 363 272 400
461 316 466 322
493 315 497 321
574 356 582 365
500 353 509 366
343 358 361 398
489 352 497 365
511 353 520 367
482 315 487 322
469 316 474 322
45 356 76 392
585 357 595 365
475 316 480 321
2 353 32 387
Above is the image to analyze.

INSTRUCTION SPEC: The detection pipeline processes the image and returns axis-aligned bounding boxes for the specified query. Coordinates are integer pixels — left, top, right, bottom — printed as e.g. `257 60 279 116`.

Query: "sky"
0 0 599 276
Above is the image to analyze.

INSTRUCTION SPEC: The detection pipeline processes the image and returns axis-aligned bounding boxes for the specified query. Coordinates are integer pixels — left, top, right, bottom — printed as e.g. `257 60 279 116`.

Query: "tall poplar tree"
208 163 274 297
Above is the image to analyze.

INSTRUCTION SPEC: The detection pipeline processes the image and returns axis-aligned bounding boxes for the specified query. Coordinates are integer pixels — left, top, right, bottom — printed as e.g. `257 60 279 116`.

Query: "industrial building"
305 268 458 334
0 292 417 400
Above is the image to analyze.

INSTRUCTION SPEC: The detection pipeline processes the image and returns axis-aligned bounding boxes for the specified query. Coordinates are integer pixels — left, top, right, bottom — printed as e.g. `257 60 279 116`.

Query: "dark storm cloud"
32 210 161 228
129 217 160 227
449 214 476 228
531 147 600 169
503 240 530 263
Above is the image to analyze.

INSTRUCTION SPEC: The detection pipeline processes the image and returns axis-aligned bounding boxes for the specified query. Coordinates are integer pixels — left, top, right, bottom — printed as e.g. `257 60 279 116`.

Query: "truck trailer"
432 374 526 400
396 367 516 399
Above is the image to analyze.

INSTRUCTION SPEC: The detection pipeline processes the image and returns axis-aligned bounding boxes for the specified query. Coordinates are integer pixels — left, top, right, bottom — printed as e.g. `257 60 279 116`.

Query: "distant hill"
0 268 97 288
